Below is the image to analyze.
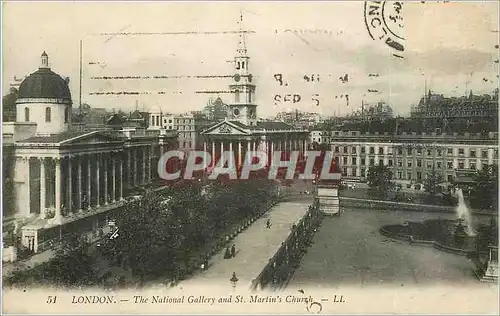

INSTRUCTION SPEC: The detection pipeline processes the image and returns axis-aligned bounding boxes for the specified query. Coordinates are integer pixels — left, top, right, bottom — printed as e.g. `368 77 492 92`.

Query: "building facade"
2 52 178 253
201 17 309 167
310 129 498 184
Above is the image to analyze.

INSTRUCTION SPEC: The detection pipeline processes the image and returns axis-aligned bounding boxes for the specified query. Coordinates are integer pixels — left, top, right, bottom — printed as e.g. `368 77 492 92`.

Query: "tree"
115 189 180 286
367 164 393 198
424 167 442 195
472 164 498 209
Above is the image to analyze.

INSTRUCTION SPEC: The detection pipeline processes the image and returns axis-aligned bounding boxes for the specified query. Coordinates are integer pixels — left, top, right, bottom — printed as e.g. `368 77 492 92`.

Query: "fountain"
454 188 475 236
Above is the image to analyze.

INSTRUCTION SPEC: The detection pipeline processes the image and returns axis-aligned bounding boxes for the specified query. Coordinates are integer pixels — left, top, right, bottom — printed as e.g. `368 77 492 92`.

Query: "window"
361 147 366 154
379 159 384 166
241 62 245 70
470 162 476 170
236 61 241 70
343 157 348 165
378 147 384 155
417 172 422 181
361 158 366 165
248 91 252 103
343 147 348 154
342 167 347 176
437 149 442 156
407 161 412 168
447 161 453 169
407 148 413 155
334 146 339 153
352 167 357 176
64 107 69 123
447 148 453 155
417 159 422 167
388 159 393 166
352 157 357 165
398 148 403 155
169 119 172 123
235 90 240 103
24 107 30 122
427 149 432 156
370 158 374 166
458 162 464 169
398 160 403 167
482 150 488 158
437 162 442 169
470 150 476 158
361 168 366 177
495 150 498 158
397 171 402 179
417 148 422 155
370 147 375 154
407 172 412 180
426 161 433 169
458 148 464 155
352 147 357 154
45 107 52 122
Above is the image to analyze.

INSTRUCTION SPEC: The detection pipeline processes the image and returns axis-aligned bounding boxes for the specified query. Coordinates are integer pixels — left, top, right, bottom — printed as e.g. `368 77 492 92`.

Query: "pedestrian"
266 219 272 229
224 247 231 259
231 244 236 257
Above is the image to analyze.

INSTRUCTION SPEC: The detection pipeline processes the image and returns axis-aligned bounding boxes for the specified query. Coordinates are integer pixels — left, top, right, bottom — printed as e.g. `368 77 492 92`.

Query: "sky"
2 1 499 117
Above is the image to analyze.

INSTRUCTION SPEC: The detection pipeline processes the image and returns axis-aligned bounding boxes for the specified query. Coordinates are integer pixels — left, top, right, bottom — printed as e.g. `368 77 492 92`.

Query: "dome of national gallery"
17 51 72 104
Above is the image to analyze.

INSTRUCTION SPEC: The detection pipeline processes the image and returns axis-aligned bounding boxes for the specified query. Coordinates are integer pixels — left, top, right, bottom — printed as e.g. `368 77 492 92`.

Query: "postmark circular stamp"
364 1 405 56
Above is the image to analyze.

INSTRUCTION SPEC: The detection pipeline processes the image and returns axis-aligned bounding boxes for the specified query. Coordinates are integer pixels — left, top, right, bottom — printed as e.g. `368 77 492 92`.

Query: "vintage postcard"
1 1 499 314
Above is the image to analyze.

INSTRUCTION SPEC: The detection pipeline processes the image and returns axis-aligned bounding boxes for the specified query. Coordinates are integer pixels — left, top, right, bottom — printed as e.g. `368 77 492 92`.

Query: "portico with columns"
13 131 175 253
202 120 309 168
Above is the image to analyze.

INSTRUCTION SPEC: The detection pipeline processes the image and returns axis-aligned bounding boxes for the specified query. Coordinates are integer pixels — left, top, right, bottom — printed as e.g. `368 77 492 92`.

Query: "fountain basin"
380 219 476 255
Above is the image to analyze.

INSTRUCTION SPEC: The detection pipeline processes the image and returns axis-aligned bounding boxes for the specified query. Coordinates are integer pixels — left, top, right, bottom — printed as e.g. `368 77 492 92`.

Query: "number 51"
46 296 57 304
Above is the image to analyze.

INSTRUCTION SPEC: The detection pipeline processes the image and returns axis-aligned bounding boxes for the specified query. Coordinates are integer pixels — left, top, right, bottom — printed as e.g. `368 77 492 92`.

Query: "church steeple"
228 11 257 126
237 12 247 57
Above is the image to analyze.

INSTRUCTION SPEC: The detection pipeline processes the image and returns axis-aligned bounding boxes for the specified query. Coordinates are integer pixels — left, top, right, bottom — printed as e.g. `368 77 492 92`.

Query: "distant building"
411 90 498 122
203 97 229 122
148 108 210 150
275 110 323 129
309 126 498 184
348 101 393 121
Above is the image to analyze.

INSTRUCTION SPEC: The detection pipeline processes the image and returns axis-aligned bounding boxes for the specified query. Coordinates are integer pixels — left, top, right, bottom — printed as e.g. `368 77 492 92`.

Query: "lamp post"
230 272 239 291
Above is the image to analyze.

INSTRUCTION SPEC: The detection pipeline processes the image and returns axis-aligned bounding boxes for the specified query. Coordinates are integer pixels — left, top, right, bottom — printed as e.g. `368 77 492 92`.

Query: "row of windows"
24 107 69 123
338 156 488 169
343 167 454 181
332 145 496 158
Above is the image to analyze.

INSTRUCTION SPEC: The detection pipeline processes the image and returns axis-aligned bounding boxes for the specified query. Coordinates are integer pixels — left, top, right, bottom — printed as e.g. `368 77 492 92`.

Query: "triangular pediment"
202 121 250 135
59 131 123 145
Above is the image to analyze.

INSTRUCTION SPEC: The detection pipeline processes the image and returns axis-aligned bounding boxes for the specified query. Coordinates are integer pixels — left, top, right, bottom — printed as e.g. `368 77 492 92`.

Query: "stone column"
54 158 62 222
238 140 242 167
229 141 233 168
39 158 46 219
142 148 146 185
133 148 138 187
211 141 216 166
112 154 116 202
67 157 73 214
127 149 132 188
148 145 153 181
253 141 256 151
104 153 108 205
96 154 100 207
119 157 124 200
220 141 224 160
87 155 92 209
77 157 82 211
204 141 208 168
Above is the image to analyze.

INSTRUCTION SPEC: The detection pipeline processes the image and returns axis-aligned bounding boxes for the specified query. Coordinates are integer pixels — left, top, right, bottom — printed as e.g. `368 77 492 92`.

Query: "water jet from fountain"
455 188 475 236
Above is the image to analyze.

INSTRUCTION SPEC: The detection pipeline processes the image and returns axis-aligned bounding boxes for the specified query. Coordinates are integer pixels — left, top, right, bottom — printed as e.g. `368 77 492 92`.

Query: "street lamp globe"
230 272 239 289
